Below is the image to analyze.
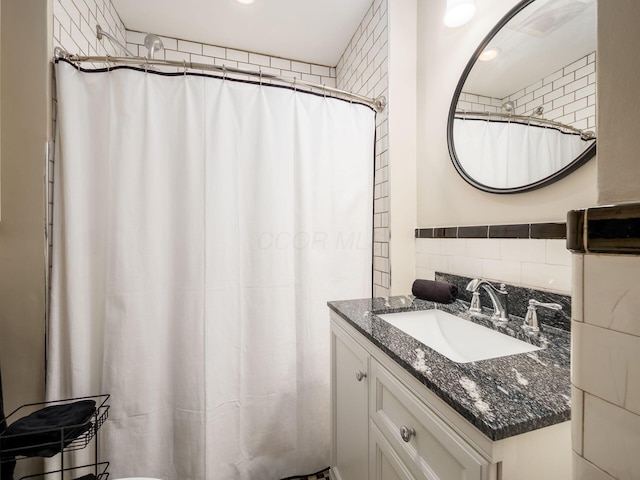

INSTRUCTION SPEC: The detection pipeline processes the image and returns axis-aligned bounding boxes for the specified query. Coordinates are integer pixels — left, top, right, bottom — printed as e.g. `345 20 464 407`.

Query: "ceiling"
112 0 374 67
464 0 597 99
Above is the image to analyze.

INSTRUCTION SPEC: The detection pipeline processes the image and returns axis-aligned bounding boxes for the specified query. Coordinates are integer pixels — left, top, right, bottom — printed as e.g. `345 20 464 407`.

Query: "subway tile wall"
50 0 127 285
336 0 389 297
572 254 640 479
458 52 596 133
415 238 572 294
125 32 336 87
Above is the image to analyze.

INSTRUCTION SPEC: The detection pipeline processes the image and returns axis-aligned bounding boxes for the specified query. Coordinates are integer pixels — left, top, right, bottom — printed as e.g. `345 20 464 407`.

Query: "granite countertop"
328 296 571 441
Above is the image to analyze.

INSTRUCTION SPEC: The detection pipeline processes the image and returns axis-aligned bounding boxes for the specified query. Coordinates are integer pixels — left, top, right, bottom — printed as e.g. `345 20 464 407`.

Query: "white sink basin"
376 309 541 363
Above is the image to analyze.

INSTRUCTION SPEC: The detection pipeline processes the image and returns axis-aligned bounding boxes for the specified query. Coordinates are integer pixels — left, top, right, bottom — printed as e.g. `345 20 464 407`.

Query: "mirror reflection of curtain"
49 61 375 480
453 119 595 188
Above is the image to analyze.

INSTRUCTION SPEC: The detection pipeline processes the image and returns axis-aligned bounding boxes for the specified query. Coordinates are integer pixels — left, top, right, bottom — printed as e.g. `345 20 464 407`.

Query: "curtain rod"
53 47 387 113
455 110 596 140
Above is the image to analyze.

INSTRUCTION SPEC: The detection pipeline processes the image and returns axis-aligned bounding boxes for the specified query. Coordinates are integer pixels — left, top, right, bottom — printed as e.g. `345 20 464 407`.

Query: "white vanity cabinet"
331 315 371 480
330 311 571 480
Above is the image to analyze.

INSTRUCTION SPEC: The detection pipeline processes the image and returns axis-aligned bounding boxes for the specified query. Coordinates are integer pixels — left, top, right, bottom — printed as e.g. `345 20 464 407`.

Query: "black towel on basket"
411 279 458 304
0 400 96 458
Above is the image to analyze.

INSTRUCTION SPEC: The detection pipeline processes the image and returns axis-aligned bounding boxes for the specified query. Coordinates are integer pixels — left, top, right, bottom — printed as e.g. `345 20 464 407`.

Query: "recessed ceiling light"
479 47 501 62
236 0 255 4
443 0 477 28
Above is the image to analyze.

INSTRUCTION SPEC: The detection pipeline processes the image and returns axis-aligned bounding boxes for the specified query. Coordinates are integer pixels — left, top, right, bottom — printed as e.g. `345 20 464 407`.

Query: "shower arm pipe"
54 47 387 113
96 25 137 57
455 109 595 140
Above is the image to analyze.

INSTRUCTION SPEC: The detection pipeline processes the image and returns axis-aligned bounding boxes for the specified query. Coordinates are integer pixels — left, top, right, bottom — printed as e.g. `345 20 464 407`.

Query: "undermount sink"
376 309 541 363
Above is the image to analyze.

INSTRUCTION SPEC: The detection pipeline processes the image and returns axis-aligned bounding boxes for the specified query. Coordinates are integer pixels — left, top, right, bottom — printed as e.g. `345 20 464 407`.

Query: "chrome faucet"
465 279 509 324
522 299 562 333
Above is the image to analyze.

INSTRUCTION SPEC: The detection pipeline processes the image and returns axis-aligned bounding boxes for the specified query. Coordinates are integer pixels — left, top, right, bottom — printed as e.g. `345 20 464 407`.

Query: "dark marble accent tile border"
568 203 640 254
530 222 566 239
415 223 567 240
489 224 529 238
458 225 488 238
435 272 571 331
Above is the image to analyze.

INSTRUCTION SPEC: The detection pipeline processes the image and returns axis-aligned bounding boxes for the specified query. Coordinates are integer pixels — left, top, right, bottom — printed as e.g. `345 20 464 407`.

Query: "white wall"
416 0 597 228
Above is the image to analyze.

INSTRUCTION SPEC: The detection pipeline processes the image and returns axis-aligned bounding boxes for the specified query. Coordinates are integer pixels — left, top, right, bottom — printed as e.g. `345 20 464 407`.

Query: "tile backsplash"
416 237 572 295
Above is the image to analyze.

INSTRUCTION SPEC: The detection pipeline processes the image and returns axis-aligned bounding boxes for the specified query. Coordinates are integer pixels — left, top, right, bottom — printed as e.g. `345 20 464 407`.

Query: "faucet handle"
522 299 563 333
528 299 562 311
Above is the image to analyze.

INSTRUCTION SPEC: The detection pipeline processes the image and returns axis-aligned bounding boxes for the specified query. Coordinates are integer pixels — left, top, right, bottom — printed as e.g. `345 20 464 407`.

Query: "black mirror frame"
446 0 597 194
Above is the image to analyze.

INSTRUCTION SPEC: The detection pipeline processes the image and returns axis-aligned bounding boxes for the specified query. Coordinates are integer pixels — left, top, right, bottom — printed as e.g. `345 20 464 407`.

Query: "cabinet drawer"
369 359 490 480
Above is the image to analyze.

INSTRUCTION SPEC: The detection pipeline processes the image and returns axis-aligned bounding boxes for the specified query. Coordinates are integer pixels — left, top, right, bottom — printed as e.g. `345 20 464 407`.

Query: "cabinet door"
370 360 490 480
370 422 416 480
331 318 370 480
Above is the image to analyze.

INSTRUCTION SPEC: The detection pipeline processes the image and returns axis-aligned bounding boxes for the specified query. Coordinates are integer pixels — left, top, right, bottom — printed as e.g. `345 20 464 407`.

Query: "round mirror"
447 0 597 193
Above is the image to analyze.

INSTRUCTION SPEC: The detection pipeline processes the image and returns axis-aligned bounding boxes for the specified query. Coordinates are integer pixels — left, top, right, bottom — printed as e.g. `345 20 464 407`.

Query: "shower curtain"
48 61 374 480
453 118 595 188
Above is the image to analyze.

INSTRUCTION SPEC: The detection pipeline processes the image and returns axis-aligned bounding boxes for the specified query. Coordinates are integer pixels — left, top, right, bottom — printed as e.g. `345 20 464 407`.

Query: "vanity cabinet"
330 311 571 480
331 318 370 480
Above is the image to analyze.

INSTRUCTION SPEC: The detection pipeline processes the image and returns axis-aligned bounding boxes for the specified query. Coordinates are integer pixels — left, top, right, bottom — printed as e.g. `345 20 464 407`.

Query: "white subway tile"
466 239 501 260
575 62 596 80
415 252 430 269
416 238 442 255
271 57 291 70
564 97 588 115
572 386 584 456
564 56 587 74
546 240 571 266
203 44 225 58
500 239 545 263
583 393 640 478
543 87 564 103
572 452 616 480
573 321 640 416
430 254 452 274
248 53 270 67
177 40 202 55
583 255 640 337
543 69 563 86
226 48 249 63
553 92 576 109
521 262 571 293
452 256 482 278
441 238 467 256
481 259 521 285
415 267 435 281
576 105 596 122
165 49 190 62
575 83 596 101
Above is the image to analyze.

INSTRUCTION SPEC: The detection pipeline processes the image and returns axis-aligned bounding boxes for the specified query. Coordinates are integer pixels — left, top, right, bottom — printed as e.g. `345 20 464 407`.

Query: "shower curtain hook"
322 83 326 98
105 54 110 72
222 66 227 81
183 60 187 76
293 77 297 92
144 56 149 74
259 67 262 86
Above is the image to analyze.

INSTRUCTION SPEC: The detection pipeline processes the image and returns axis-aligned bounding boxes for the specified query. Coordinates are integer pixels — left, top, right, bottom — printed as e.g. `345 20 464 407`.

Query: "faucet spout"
465 279 509 324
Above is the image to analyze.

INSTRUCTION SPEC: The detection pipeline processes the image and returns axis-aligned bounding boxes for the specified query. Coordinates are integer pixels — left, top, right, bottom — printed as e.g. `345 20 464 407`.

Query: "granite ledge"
328 296 571 441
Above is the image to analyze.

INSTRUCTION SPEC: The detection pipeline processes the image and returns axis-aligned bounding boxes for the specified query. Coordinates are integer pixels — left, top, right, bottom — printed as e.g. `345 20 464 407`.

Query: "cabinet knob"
355 370 367 382
400 426 416 442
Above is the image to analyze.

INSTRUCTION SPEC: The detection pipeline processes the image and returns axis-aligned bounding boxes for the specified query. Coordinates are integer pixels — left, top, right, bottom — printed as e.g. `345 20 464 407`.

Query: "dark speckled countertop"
328 296 571 441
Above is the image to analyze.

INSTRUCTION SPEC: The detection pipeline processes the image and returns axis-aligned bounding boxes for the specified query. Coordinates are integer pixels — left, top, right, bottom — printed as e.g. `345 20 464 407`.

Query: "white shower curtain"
48 61 374 480
453 118 595 188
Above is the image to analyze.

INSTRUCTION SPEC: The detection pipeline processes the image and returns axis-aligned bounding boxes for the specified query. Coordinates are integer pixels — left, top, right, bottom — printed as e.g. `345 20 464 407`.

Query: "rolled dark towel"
411 279 458 304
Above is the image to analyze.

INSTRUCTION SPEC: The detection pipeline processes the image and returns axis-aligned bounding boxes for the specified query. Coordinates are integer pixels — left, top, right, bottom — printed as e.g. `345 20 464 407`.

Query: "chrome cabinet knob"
355 370 367 382
400 426 415 442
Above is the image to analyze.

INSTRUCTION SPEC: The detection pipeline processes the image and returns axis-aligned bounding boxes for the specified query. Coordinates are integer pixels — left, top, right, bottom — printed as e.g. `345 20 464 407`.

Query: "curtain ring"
259 67 262 86
222 66 227 80
293 77 297 92
144 56 149 74
183 60 187 76
105 54 110 72
322 83 326 98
